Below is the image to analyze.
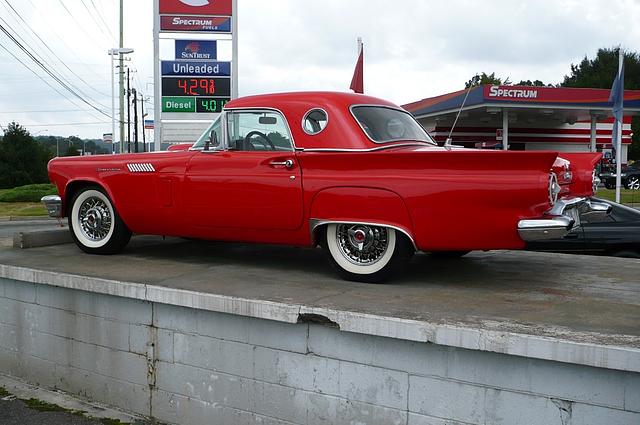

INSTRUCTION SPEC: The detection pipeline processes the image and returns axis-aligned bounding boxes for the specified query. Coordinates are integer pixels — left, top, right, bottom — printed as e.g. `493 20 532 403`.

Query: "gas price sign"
161 77 231 97
196 97 229 113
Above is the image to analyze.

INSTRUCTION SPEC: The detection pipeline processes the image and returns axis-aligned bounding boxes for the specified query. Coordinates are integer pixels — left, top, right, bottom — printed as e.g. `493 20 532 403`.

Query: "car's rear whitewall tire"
69 187 131 254
322 223 413 283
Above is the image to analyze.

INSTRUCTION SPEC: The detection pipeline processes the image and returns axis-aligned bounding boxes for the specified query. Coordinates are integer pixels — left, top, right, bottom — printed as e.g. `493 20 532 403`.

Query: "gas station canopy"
403 85 640 162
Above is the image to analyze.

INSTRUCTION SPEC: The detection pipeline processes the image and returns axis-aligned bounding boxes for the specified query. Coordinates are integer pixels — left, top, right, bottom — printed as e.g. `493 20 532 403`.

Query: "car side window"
226 110 293 151
302 109 328 135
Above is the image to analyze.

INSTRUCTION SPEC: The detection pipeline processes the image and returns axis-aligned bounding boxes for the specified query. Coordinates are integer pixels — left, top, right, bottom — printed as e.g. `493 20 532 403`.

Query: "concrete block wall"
1 277 639 425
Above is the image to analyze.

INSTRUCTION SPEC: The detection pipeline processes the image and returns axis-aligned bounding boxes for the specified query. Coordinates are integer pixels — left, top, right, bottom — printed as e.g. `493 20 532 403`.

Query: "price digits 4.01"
196 98 227 113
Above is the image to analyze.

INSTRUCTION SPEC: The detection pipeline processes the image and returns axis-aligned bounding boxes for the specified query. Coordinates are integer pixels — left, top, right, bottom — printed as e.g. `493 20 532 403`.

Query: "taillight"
549 172 561 205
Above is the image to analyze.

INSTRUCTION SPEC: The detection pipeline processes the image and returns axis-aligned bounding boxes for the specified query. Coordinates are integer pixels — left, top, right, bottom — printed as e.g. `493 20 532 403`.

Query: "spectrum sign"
160 15 231 32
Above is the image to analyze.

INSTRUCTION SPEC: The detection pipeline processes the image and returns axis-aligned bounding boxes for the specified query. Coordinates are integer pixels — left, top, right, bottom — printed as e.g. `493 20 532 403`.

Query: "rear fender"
559 153 603 197
308 187 416 248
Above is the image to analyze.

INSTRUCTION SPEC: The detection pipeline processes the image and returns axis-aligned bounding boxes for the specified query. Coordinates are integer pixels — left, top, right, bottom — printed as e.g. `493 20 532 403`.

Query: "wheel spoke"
77 196 112 242
336 224 389 265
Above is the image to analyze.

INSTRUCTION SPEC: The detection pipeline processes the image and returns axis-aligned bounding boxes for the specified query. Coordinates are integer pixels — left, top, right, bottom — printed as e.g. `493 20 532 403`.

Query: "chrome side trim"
41 195 62 218
127 163 156 173
299 143 431 153
309 218 417 250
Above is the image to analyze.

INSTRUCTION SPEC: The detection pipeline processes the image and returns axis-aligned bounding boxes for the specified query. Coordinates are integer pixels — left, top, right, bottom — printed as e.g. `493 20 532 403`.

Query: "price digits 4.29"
177 78 215 96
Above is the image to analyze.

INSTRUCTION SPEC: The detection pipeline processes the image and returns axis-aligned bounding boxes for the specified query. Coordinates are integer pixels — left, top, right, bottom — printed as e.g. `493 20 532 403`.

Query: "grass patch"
596 188 640 205
24 398 69 412
0 202 48 217
0 386 10 397
0 184 57 203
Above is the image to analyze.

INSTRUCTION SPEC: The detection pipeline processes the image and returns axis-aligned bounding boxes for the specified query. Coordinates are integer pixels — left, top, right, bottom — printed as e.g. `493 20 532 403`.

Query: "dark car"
603 166 640 190
526 198 640 258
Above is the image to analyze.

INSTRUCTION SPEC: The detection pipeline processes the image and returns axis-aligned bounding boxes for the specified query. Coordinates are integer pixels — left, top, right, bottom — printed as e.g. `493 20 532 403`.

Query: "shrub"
0 183 57 202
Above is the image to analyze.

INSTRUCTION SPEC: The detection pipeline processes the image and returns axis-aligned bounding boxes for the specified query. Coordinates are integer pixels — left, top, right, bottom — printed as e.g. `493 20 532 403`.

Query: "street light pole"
119 0 125 155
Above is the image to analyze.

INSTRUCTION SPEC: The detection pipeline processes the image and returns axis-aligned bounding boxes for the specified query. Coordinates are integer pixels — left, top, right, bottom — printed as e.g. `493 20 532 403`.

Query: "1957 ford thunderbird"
42 92 609 282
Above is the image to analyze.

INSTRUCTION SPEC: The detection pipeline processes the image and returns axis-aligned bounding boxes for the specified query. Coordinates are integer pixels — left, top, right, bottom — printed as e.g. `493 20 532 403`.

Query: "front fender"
308 186 415 245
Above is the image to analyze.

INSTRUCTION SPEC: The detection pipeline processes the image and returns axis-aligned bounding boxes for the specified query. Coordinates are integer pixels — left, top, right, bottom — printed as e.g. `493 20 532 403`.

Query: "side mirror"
205 130 218 151
444 137 453 151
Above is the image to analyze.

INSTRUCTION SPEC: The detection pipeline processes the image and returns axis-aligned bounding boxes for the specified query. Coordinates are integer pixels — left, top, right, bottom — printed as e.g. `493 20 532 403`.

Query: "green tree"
65 145 80 156
515 79 550 87
562 47 640 160
465 72 510 89
0 122 52 188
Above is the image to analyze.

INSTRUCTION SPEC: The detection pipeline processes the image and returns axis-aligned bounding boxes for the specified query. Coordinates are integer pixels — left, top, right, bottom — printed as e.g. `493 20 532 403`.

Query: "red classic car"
42 92 609 282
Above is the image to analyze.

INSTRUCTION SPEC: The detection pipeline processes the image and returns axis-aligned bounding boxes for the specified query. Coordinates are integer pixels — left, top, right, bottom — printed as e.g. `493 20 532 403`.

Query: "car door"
184 109 303 235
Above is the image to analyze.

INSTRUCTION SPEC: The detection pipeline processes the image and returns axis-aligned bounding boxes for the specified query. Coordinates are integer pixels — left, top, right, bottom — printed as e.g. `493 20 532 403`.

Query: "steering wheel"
244 130 275 151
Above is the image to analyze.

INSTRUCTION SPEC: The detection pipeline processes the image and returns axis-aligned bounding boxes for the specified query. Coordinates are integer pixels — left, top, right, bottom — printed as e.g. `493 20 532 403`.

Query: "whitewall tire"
68 187 131 254
322 223 413 283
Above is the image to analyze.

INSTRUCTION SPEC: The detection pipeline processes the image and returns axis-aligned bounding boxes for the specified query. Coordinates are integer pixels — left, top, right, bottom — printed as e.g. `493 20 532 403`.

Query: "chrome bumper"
41 195 62 218
517 197 611 242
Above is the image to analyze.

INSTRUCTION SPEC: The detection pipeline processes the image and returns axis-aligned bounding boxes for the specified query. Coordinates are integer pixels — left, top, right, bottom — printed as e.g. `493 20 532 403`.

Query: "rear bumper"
517 198 611 242
41 195 62 218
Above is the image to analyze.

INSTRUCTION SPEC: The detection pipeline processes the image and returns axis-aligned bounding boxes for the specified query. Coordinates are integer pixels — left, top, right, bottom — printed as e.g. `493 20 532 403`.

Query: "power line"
21 121 110 127
87 0 117 41
0 43 104 120
0 22 111 118
1 109 102 113
56 0 112 46
2 0 112 100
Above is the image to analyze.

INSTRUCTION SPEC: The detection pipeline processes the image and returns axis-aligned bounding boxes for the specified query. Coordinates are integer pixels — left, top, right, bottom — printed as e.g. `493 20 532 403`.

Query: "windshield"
351 106 435 145
192 114 223 150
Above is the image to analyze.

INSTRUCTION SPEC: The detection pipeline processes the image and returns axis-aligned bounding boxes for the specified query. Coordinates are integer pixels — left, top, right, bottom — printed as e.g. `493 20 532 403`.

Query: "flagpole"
615 49 623 204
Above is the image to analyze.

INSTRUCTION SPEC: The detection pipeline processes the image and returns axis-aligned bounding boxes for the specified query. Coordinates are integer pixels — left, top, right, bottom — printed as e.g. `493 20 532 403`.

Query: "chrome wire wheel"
627 177 640 191
78 196 113 242
70 189 116 249
335 224 390 266
325 223 398 278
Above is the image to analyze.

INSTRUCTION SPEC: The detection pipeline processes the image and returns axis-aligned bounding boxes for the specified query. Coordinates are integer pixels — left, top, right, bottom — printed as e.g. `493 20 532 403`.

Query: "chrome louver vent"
127 163 156 173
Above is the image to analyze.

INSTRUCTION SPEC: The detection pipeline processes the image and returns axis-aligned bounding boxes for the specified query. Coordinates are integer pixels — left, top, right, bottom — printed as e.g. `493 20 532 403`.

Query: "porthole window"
302 108 328 135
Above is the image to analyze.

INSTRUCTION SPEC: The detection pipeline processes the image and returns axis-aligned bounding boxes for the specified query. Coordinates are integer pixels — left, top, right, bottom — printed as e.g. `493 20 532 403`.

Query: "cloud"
0 0 638 138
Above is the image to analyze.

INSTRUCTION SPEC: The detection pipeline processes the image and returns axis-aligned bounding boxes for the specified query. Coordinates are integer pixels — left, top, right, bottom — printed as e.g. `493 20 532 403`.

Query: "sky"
0 0 638 139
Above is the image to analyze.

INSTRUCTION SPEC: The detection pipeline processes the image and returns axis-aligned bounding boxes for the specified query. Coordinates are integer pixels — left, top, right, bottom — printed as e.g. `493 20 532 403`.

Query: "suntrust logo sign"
488 86 538 99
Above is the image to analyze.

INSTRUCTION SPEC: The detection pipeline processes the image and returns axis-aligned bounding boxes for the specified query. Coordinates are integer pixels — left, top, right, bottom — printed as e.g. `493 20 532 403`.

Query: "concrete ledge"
0 262 638 373
12 229 72 249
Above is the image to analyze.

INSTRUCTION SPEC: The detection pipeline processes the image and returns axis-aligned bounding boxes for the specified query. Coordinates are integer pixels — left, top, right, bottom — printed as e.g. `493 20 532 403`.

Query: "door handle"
270 159 294 169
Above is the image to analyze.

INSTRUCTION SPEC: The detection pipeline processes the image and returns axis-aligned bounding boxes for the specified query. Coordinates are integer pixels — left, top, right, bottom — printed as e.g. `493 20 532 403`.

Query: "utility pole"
118 0 125 154
133 88 139 153
140 98 146 152
127 67 131 153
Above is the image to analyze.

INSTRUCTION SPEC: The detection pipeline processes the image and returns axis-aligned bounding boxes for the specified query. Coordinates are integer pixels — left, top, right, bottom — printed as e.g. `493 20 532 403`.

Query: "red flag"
350 46 364 94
